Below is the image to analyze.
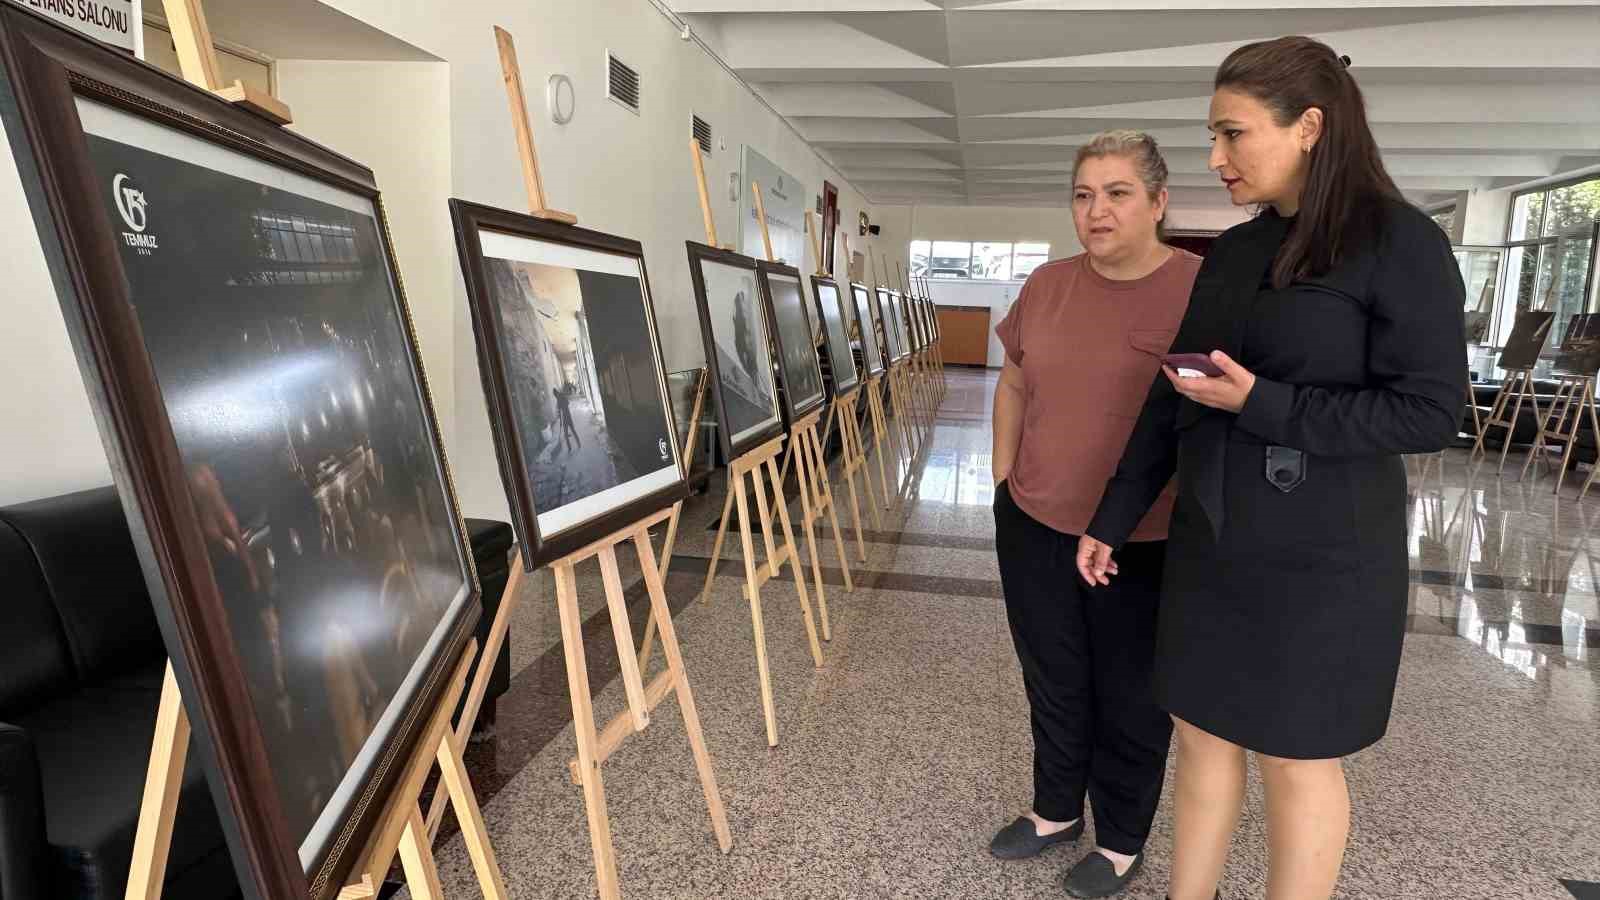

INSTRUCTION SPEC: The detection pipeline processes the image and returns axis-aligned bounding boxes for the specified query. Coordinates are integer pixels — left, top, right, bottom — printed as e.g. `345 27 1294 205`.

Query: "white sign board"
739 145 806 269
5 0 142 56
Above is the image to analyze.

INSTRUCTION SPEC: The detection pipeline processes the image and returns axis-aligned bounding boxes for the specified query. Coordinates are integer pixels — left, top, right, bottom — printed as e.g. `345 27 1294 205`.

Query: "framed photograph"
850 282 886 379
1498 310 1556 370
905 293 927 352
1554 313 1600 376
810 275 861 397
687 242 785 459
0 11 478 898
757 259 827 424
878 287 910 363
450 201 686 571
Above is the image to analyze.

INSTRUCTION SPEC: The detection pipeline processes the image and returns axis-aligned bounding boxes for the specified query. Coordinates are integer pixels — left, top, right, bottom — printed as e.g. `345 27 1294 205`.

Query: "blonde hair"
1072 130 1171 237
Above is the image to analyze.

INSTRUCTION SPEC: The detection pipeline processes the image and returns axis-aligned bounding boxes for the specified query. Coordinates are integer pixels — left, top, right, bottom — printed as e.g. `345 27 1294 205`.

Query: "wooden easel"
873 251 921 462
1521 373 1600 494
410 29 730 900
135 7 504 898
1472 367 1543 474
128 644 508 900
839 231 895 513
689 145 826 747
161 0 291 124
805 213 875 552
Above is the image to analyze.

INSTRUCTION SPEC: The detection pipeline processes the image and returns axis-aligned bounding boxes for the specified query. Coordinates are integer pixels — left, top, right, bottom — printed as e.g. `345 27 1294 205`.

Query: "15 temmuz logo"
112 173 159 255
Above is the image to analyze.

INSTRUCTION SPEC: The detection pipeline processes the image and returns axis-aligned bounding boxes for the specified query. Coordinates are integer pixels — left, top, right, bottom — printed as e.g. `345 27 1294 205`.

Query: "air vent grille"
692 114 713 155
607 52 640 113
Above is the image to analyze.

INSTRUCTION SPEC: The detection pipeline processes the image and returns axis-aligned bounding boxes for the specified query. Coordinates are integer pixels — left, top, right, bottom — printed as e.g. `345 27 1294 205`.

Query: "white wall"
925 280 1023 369
0 0 887 520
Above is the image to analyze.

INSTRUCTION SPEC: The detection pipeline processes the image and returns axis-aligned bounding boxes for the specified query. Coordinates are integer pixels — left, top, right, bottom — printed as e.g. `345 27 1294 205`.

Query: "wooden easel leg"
749 460 781 579
853 400 881 532
426 561 526 840
732 471 780 747
791 427 832 641
397 807 447 900
435 732 511 900
599 546 651 731
552 562 622 900
808 423 854 592
1559 379 1594 495
701 478 737 604
1522 377 1567 480
840 402 871 556
1499 372 1528 475
767 454 826 670
869 387 894 509
1581 388 1600 500
126 663 190 900
631 531 733 851
1473 380 1510 459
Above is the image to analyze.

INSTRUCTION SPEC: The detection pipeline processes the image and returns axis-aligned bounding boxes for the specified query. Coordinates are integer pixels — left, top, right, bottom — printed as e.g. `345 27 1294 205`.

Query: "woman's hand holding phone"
1163 350 1257 413
1076 535 1118 586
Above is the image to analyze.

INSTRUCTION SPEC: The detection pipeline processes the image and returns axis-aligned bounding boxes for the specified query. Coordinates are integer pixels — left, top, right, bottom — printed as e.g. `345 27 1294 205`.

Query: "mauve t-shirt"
995 250 1201 541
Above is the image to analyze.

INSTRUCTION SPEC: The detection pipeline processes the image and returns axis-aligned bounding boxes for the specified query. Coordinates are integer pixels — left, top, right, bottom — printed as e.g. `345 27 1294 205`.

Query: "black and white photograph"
851 283 887 378
878 287 908 363
688 243 785 458
1554 313 1600 376
64 88 477 893
759 261 827 423
465 224 681 551
1498 310 1556 370
811 277 860 396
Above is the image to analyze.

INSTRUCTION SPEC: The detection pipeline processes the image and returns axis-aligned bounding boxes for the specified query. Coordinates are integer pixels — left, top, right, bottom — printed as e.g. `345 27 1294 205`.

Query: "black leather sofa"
0 487 513 900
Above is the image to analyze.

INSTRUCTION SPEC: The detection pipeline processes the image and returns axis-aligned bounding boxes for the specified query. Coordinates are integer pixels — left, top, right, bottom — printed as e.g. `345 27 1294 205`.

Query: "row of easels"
1470 367 1600 498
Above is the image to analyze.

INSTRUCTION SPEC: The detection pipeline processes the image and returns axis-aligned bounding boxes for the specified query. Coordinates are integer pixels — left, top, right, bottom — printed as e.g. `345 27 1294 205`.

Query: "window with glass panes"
909 240 1051 281
1501 177 1600 372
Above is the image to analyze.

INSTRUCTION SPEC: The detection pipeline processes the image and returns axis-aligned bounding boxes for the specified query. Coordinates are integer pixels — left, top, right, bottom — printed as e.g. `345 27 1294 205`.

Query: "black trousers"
994 481 1172 856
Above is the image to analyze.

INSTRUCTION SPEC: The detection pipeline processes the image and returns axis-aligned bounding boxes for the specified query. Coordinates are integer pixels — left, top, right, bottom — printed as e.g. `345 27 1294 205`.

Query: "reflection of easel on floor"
1472 367 1543 475
417 30 731 900
689 142 825 746
1522 372 1600 494
129 645 508 900
805 213 874 554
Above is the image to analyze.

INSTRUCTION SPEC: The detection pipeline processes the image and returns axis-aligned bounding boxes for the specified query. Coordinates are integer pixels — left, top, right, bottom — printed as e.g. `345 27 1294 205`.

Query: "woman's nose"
1208 141 1226 172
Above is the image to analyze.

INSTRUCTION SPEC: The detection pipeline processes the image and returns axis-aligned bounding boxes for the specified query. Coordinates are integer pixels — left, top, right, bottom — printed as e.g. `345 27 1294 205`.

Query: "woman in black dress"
1076 37 1466 900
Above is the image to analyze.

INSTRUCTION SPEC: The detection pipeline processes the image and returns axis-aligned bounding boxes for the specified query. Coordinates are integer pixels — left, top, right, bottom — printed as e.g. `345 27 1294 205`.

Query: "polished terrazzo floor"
413 368 1600 899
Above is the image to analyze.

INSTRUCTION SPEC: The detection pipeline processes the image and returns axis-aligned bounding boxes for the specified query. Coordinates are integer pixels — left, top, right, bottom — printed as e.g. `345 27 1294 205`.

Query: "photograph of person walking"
1077 36 1468 900
989 130 1202 898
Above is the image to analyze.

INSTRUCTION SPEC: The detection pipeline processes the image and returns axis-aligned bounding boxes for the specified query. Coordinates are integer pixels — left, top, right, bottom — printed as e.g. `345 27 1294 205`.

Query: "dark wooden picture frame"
757 259 827 424
450 200 687 572
686 241 786 460
809 275 861 398
904 292 927 352
926 296 941 342
849 282 886 379
0 9 479 899
878 287 909 363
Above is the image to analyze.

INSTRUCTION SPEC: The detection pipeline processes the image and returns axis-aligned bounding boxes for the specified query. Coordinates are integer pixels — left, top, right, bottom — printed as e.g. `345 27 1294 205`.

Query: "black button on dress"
1087 199 1468 759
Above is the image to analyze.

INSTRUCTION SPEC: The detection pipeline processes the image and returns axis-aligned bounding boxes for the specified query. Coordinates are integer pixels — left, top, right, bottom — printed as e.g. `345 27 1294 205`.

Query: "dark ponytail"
1216 36 1402 288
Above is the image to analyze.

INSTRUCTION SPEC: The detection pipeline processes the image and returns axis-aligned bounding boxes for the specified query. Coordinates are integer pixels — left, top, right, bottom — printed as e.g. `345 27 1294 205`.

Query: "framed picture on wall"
850 283 886 379
450 201 686 571
757 259 827 424
810 276 860 397
687 242 785 459
876 287 907 363
0 10 479 898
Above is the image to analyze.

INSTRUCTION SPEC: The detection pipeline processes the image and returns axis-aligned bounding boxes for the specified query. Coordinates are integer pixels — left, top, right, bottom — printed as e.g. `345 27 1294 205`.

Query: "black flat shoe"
988 816 1084 860
1063 851 1143 898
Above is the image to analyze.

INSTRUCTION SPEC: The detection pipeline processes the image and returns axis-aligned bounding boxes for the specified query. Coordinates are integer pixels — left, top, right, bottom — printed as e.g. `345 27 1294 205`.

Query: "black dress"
1087 200 1467 760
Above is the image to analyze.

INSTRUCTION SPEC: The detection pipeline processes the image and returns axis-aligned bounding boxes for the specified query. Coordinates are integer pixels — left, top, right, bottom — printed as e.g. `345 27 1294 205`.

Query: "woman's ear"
1152 186 1170 223
1298 107 1326 152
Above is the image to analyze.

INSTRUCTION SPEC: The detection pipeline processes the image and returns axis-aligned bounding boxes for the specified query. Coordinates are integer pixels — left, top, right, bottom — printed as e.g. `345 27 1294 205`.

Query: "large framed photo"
0 11 478 899
450 201 686 570
850 282 886 379
877 287 909 363
757 259 827 423
1554 313 1600 377
1498 310 1556 370
905 293 927 352
810 275 860 397
687 242 785 459
927 297 941 342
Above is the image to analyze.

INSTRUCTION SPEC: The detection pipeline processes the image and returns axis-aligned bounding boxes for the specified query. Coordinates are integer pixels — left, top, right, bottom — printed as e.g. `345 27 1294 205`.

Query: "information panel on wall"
4 0 141 55
739 145 806 270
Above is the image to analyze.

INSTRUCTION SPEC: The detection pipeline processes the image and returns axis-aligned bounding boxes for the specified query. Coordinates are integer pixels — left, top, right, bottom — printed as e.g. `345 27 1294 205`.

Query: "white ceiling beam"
755 82 954 117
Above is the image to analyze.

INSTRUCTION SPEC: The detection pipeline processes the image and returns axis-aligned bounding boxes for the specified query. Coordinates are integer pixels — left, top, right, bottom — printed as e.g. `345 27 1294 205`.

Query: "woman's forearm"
992 362 1024 483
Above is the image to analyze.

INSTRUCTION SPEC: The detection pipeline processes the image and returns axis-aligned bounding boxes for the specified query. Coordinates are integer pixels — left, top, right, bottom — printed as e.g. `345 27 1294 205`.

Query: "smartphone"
1162 352 1224 378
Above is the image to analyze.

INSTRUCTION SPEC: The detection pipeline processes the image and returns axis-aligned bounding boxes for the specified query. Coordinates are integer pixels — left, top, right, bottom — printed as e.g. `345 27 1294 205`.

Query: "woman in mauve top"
988 131 1202 899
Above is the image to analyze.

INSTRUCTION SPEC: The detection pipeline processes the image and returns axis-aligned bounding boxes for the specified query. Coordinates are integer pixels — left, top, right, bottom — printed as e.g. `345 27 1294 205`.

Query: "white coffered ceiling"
672 1 1600 211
